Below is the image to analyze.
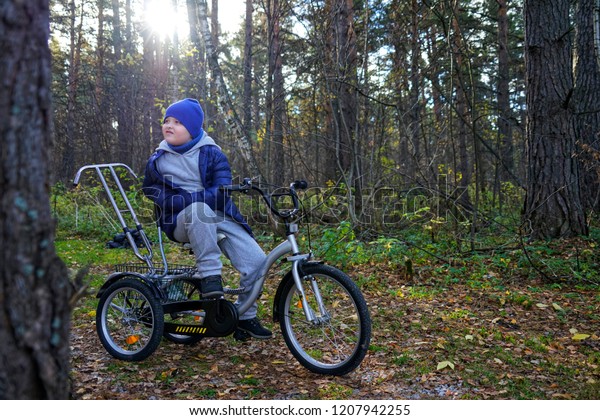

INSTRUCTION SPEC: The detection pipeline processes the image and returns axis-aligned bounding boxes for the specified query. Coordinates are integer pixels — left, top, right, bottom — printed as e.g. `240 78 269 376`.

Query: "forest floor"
66 238 600 401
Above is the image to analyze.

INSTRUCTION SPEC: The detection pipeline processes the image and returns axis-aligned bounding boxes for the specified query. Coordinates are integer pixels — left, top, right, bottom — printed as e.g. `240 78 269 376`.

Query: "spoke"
317 322 355 362
108 302 128 314
106 290 154 350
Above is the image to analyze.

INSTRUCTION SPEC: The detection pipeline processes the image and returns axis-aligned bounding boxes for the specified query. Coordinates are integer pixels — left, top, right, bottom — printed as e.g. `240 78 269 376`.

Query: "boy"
142 98 271 340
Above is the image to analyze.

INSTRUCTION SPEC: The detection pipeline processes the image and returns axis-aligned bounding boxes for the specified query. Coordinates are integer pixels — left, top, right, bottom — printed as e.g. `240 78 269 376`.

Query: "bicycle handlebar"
220 179 308 220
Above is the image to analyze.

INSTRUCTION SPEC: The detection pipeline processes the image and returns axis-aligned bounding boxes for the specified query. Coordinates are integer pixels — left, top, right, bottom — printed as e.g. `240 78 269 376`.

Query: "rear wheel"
277 264 371 375
96 278 163 361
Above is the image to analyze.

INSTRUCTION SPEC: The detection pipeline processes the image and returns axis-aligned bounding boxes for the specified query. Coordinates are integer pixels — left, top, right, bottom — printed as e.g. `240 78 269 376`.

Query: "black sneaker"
237 318 272 339
200 275 224 298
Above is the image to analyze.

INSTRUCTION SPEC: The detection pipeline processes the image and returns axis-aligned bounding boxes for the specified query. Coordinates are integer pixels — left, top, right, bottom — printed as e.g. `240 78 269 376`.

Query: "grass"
56 199 600 399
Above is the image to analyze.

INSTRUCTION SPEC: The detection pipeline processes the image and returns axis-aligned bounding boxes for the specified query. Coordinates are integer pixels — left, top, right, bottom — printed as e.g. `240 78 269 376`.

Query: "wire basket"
162 277 202 302
113 263 196 276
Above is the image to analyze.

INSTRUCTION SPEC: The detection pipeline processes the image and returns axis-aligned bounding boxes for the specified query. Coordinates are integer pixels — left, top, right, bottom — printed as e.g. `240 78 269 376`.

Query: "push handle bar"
72 163 154 266
73 163 137 187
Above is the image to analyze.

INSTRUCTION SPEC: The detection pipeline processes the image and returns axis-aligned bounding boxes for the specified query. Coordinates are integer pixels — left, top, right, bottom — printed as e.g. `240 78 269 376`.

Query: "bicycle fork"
283 227 329 325
289 258 330 325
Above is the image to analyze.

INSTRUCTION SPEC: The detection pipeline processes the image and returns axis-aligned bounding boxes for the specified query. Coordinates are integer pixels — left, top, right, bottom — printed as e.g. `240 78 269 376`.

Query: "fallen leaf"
536 303 548 309
437 360 455 370
465 334 474 341
552 303 563 311
572 333 590 341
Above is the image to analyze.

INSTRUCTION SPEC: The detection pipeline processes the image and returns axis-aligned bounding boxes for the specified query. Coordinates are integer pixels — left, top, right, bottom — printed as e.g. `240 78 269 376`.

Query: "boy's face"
163 117 192 146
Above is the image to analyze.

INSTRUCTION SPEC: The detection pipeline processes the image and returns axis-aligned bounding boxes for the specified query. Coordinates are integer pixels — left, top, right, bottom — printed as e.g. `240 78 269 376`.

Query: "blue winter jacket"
142 145 252 241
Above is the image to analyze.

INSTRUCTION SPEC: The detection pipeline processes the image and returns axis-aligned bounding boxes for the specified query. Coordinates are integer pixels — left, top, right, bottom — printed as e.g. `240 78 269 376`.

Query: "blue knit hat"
164 98 204 139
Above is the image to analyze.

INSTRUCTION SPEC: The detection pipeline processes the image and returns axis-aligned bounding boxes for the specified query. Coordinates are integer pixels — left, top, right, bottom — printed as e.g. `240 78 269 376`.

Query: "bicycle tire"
276 264 371 375
96 278 164 361
162 278 204 345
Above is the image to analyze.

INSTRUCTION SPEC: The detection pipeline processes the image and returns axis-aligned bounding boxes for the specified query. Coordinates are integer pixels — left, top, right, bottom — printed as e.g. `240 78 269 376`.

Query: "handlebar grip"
220 184 249 193
293 180 308 190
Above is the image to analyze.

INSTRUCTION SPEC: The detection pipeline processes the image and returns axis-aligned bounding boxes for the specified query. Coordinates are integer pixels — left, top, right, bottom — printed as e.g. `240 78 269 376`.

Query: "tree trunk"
264 0 274 179
111 0 130 165
62 0 83 180
425 24 444 184
206 0 219 121
272 0 285 185
92 0 109 164
451 1 472 208
323 0 358 183
242 0 254 137
497 0 514 184
523 0 588 238
408 0 421 181
390 0 409 183
573 0 600 212
186 0 209 101
142 0 159 156
334 0 357 175
0 0 72 399
197 0 262 177
169 0 181 100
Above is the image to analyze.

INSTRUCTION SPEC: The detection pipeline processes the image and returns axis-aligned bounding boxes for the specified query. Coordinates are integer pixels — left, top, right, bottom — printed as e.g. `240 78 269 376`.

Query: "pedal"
223 286 247 295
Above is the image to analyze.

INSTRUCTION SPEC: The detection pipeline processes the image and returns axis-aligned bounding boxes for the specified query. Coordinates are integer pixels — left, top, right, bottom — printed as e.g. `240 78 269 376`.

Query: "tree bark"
523 0 588 238
573 0 600 212
0 0 72 399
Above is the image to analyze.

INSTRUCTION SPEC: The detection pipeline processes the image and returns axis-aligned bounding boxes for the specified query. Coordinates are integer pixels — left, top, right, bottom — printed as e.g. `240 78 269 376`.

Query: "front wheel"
96 278 164 361
276 264 371 375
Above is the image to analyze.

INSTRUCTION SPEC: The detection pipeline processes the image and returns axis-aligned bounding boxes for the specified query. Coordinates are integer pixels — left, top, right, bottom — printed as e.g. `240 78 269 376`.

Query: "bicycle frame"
235 231 316 322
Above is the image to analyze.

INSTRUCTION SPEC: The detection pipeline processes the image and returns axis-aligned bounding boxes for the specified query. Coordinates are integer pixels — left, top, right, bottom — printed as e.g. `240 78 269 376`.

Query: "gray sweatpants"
173 202 266 320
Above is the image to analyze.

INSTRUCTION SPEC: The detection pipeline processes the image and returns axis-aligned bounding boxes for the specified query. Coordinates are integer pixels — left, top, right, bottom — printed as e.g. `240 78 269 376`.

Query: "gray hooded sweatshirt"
154 132 220 192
